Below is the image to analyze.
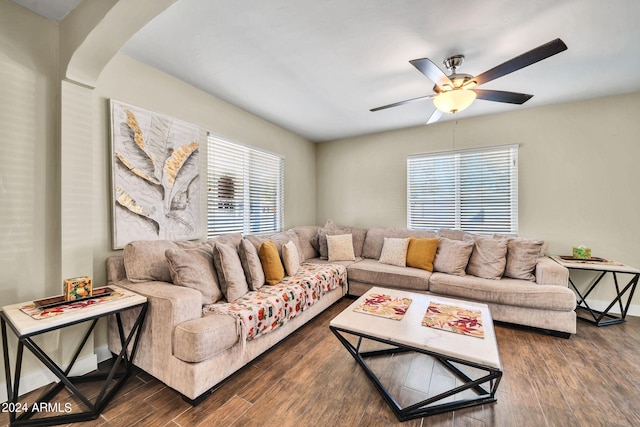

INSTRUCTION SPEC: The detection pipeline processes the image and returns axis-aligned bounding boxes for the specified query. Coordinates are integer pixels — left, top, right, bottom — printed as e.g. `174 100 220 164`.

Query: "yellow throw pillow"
406 237 439 271
258 240 285 285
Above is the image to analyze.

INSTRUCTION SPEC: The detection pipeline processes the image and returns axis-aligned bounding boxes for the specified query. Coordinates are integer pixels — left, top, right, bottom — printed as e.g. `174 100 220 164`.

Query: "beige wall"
0 1 70 394
0 0 59 306
316 92 640 308
92 53 317 285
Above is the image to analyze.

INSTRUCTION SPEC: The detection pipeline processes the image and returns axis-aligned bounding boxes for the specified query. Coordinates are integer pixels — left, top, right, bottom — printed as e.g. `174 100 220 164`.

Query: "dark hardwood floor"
3 297 640 426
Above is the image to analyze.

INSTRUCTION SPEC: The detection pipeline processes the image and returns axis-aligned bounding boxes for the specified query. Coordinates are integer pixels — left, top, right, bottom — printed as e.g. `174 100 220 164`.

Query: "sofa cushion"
238 238 265 290
437 229 467 241
204 263 346 342
305 257 363 267
327 233 356 262
281 263 347 309
206 232 243 248
340 226 367 258
428 272 576 311
246 230 304 262
347 259 430 292
123 240 203 283
282 240 301 276
466 236 508 279
378 237 409 267
433 238 474 276
290 225 320 260
406 237 439 271
165 246 223 305
504 238 544 281
173 313 238 363
259 240 285 285
362 227 437 259
212 242 249 302
320 229 364 258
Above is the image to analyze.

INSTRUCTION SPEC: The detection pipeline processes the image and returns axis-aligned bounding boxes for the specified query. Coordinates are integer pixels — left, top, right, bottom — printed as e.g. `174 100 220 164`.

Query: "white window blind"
407 144 518 234
207 135 284 237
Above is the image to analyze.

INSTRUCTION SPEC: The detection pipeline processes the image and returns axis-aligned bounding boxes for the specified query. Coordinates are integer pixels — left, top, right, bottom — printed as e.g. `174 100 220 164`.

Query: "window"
407 144 518 234
207 134 284 237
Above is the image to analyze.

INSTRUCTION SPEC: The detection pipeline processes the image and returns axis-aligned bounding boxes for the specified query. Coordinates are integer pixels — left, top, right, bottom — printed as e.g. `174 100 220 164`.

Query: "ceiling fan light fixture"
433 88 477 114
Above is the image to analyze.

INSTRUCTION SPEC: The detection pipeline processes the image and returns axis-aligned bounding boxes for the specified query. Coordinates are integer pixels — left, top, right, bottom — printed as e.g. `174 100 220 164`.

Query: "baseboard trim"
95 344 112 363
585 299 640 317
0 352 99 402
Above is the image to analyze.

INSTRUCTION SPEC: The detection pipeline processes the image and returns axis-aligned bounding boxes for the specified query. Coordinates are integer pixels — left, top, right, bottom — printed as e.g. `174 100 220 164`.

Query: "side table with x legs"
551 256 639 326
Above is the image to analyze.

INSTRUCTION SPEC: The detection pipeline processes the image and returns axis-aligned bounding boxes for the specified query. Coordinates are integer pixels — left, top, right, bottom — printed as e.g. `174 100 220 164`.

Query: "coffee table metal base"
330 326 502 421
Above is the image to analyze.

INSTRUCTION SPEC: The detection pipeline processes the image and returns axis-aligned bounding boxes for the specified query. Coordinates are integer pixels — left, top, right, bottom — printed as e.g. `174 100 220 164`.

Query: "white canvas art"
110 100 201 249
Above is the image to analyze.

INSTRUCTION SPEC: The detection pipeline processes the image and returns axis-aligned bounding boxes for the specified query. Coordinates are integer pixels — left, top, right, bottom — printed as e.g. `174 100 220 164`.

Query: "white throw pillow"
326 234 356 262
282 240 300 276
378 237 410 267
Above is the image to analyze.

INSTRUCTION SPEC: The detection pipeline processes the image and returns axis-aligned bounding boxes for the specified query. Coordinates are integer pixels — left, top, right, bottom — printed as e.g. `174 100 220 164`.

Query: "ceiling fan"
370 38 567 124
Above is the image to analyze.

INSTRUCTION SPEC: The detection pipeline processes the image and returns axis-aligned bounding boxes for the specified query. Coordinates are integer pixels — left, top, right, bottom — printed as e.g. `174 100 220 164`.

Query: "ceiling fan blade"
473 38 567 86
409 58 453 88
426 108 443 124
370 94 435 112
474 89 533 104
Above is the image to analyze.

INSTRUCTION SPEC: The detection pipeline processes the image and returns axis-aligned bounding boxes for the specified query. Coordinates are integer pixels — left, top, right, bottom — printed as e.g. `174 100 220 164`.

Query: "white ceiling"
14 0 640 142
11 0 81 22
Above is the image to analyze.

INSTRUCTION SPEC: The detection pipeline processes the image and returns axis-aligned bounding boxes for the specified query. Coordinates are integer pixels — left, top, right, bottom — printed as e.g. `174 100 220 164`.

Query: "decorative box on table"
572 246 592 260
64 276 93 300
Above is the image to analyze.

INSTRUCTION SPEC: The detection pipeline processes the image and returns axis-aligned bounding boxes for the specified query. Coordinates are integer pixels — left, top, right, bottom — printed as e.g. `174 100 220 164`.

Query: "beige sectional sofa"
301 223 576 337
106 223 576 404
107 231 348 404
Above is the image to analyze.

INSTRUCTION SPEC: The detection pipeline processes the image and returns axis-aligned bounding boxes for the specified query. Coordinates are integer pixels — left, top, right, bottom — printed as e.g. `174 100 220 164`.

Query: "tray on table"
33 287 115 309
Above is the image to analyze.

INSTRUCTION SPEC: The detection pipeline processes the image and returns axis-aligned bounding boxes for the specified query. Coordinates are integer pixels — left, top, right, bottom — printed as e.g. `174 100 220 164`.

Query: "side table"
551 255 640 326
1 286 147 426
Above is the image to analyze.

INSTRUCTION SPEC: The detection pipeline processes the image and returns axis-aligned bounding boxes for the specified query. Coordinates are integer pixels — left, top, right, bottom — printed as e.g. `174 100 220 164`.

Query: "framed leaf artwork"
110 100 202 249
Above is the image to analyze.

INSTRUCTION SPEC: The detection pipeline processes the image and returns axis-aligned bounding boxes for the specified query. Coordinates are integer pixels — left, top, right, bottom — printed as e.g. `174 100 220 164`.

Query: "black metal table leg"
1 301 147 426
571 271 639 326
330 325 502 421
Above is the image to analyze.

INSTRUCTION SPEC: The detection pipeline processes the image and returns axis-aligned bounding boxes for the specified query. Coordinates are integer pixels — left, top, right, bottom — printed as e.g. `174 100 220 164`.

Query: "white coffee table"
330 287 502 421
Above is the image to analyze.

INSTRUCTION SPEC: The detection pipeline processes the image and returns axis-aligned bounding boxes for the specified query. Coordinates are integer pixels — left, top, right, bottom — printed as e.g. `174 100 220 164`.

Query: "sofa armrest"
108 278 203 375
114 279 202 326
535 256 569 287
107 256 127 283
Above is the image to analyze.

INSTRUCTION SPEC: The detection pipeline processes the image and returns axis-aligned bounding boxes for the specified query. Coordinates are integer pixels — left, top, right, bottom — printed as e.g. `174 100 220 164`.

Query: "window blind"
407 144 518 234
207 135 284 237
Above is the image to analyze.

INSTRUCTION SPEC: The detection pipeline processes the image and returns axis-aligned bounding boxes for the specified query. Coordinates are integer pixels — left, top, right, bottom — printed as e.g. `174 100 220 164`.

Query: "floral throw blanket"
204 263 346 347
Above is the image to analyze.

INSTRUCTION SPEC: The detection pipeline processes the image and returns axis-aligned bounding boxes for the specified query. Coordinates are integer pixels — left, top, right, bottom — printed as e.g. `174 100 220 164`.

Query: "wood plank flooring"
3 297 640 426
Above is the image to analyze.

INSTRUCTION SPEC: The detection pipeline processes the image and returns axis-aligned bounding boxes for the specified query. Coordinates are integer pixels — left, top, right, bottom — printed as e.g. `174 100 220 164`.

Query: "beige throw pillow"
433 238 474 276
212 242 249 302
238 238 265 290
291 226 321 260
326 233 356 262
282 240 301 276
318 229 350 259
165 246 223 305
378 237 410 267
504 238 544 281
124 240 201 282
466 237 508 279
